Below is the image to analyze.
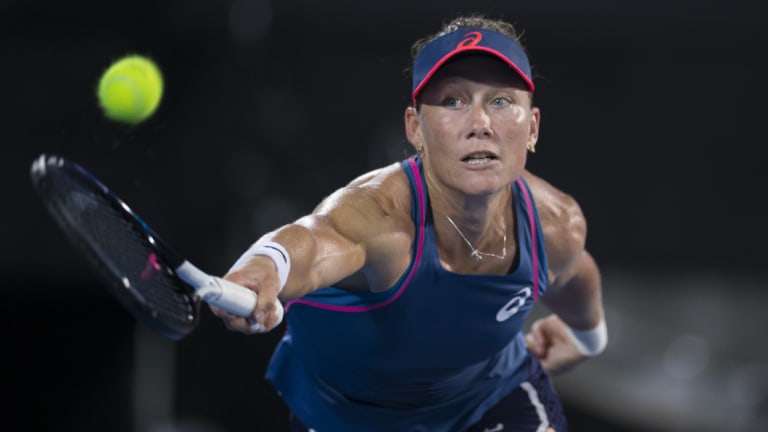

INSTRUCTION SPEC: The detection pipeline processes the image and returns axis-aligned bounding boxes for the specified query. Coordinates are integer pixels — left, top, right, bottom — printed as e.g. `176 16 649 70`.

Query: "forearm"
542 250 604 330
247 217 365 301
522 250 607 365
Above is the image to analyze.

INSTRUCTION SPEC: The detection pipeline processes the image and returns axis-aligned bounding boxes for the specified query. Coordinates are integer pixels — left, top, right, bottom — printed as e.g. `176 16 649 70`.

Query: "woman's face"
406 55 540 197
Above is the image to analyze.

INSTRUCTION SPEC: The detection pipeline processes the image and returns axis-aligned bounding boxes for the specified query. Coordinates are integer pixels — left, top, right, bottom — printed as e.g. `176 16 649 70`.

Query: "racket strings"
45 169 197 330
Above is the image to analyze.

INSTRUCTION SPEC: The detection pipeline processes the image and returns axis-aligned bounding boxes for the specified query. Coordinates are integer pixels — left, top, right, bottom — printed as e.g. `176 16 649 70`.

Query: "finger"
221 315 251 333
539 357 557 374
248 300 284 333
207 304 228 319
525 332 540 354
252 299 282 331
526 321 546 355
266 300 285 329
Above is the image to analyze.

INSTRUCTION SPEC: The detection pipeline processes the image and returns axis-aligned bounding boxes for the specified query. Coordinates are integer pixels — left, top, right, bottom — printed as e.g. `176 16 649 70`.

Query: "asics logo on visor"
457 31 483 48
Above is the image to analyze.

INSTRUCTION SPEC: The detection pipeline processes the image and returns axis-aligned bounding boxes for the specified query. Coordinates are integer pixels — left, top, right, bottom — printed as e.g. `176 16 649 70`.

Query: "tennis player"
213 14 607 432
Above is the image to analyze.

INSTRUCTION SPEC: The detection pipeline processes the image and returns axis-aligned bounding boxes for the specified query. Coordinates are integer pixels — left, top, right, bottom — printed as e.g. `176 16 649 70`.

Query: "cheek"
506 107 535 141
507 105 528 126
422 118 455 147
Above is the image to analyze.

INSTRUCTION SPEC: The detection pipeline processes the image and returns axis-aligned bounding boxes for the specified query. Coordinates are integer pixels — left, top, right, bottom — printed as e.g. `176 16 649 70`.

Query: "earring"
527 140 536 153
416 146 424 157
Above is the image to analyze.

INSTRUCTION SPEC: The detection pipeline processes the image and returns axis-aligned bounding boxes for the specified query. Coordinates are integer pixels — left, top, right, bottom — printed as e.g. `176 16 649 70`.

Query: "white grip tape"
231 241 291 292
566 319 608 357
176 261 256 317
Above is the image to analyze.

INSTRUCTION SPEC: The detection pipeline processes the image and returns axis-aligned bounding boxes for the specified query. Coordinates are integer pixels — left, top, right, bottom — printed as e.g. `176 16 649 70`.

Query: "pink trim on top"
516 178 539 301
286 158 426 313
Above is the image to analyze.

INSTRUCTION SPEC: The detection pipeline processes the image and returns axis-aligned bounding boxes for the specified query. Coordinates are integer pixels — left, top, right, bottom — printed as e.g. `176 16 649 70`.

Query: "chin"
462 180 507 197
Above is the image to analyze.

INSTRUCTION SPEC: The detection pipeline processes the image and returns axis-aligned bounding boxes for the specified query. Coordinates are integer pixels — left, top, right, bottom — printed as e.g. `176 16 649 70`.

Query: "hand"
208 255 284 334
525 314 587 375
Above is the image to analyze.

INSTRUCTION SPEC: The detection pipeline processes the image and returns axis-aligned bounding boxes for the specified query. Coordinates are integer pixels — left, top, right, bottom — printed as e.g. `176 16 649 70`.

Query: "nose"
468 104 493 138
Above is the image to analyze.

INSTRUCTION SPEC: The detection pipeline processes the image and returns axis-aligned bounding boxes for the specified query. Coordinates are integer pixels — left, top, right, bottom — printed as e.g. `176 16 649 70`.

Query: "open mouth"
462 152 497 165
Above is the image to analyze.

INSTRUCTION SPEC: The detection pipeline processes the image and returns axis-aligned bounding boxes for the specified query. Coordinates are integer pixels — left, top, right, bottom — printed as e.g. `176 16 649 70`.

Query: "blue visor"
411 28 534 105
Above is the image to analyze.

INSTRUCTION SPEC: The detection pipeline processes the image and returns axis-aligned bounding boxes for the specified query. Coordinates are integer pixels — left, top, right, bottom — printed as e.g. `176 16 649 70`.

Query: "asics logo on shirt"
483 423 504 432
496 287 532 322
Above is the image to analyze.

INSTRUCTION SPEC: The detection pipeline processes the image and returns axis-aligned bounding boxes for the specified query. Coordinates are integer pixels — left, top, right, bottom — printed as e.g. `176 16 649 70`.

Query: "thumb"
525 321 546 357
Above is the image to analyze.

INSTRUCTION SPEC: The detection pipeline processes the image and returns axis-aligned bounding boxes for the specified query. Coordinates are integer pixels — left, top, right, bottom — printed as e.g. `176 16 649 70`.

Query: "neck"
428 181 513 263
428 182 512 237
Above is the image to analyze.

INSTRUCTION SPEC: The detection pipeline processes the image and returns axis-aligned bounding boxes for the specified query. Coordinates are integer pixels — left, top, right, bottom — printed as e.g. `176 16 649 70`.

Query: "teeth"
467 157 491 164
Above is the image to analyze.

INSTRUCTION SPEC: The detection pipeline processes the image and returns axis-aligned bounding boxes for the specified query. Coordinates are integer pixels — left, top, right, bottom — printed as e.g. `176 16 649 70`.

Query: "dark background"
3 1 767 431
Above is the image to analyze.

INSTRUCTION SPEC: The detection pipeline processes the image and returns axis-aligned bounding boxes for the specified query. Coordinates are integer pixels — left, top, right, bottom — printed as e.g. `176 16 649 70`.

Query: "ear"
528 106 541 146
404 106 422 151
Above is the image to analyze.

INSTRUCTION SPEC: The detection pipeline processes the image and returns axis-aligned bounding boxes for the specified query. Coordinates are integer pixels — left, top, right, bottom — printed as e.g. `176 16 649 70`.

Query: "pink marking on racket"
141 252 162 280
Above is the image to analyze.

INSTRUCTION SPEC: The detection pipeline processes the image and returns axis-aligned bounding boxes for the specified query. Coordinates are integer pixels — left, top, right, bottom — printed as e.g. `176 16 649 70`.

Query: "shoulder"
315 162 412 217
314 162 415 291
520 171 587 276
312 162 414 243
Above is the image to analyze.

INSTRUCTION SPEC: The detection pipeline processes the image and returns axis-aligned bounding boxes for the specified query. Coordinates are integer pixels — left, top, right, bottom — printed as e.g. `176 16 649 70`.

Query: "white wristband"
230 241 291 292
566 319 608 357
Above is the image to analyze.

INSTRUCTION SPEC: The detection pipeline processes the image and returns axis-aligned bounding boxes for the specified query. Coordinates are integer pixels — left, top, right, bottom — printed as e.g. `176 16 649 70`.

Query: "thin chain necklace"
445 214 507 262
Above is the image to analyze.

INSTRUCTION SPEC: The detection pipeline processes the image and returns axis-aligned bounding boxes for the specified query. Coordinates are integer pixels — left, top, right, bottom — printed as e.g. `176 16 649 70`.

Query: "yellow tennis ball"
97 55 164 124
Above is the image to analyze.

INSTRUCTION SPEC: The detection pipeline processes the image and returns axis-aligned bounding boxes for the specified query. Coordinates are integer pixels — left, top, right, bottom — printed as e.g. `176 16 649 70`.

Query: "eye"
443 97 463 109
491 97 510 108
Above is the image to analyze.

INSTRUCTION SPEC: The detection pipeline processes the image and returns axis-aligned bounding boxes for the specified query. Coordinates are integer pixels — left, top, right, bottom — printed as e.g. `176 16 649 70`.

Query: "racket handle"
201 275 285 332
176 261 256 317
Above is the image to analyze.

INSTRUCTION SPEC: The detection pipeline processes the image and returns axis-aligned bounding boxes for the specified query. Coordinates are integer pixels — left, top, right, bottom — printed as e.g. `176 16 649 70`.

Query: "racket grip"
203 277 285 332
176 261 256 317
204 276 259 317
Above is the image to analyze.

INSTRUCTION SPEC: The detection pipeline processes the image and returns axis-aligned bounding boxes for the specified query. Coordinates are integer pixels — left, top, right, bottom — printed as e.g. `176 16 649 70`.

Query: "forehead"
426 54 530 92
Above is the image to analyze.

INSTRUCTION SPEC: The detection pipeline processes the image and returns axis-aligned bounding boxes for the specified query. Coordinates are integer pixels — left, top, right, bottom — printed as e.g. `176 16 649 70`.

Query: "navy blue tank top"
266 157 549 431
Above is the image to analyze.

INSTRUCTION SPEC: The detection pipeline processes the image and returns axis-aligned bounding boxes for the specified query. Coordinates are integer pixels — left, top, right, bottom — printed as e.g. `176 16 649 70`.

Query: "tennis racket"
30 153 272 340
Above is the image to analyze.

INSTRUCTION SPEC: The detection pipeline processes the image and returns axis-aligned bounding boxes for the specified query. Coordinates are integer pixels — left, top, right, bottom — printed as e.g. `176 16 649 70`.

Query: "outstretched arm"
210 164 413 334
